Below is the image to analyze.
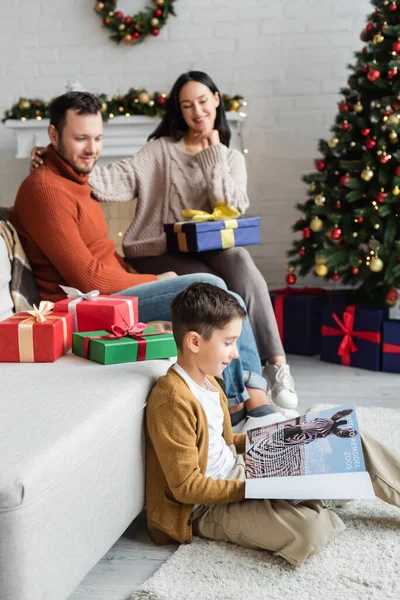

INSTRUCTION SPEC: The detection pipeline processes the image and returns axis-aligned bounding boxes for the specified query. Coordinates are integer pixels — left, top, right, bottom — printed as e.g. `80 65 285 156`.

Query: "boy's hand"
156 271 178 280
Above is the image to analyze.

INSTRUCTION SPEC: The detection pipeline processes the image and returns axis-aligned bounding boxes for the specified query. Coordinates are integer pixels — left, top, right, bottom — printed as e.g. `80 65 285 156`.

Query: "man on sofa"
12 91 290 430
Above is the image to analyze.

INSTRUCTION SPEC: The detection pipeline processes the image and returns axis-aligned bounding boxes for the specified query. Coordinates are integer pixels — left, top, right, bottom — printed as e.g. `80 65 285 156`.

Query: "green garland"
2 89 245 123
94 0 177 45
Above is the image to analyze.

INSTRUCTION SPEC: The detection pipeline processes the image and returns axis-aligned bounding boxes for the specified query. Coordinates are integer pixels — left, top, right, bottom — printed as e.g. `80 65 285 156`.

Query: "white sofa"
0 232 173 600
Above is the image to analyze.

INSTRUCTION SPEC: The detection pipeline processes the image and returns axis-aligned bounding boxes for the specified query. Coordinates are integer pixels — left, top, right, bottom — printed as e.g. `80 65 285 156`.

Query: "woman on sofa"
30 72 298 415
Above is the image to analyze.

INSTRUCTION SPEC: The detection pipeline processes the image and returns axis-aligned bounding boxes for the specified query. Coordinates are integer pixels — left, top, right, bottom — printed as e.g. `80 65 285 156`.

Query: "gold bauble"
315 252 328 265
315 194 326 206
361 168 374 181
393 186 400 196
309 182 316 192
373 33 384 44
328 136 339 148
389 131 398 142
95 2 104 11
369 257 384 272
230 99 241 111
151 18 160 27
138 92 151 104
19 99 31 110
118 23 126 31
123 34 133 43
315 264 329 277
354 101 363 113
310 217 324 232
101 101 107 112
155 0 165 5
118 106 124 112
387 114 399 125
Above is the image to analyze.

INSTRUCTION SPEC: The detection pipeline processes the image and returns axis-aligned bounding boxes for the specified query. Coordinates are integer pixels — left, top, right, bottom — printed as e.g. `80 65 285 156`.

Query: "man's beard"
57 140 97 175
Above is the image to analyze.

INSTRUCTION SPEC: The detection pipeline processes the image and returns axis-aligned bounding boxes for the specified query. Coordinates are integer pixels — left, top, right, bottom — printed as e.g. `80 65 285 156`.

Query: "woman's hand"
199 129 220 149
30 146 47 172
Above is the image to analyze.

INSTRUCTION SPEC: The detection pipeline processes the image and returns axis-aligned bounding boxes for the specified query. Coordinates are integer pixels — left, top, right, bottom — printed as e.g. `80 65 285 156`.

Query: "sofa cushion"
0 233 14 321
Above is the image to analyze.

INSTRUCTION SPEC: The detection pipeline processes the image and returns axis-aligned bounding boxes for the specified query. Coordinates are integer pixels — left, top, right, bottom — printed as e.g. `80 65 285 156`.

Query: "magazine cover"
245 404 375 500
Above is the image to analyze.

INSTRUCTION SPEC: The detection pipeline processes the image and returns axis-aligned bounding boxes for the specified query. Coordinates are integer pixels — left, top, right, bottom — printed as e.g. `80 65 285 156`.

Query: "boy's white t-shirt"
173 363 236 481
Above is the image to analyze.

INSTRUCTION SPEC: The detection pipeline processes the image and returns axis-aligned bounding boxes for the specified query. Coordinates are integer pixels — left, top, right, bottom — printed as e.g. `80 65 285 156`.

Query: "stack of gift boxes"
270 287 400 373
0 288 177 364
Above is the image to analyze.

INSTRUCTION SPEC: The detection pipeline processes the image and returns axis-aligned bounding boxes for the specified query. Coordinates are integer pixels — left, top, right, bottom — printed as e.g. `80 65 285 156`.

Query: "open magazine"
245 404 375 500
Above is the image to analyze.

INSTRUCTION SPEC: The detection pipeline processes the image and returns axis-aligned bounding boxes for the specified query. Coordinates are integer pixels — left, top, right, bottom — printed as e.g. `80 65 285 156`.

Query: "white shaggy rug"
131 405 400 600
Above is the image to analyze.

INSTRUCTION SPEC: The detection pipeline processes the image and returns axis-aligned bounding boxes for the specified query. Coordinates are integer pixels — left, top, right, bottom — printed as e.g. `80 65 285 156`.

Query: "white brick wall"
0 0 370 286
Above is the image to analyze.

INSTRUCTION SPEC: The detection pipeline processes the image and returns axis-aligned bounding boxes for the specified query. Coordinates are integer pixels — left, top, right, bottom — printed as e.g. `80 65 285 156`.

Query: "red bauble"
33 101 41 107
362 46 367 52
392 40 400 53
362 66 369 73
154 8 163 17
103 18 110 25
315 160 326 172
377 191 388 203
332 273 341 281
339 102 349 112
390 3 397 11
124 16 132 24
133 31 140 38
115 11 123 19
380 155 391 164
388 68 398 80
286 273 297 285
365 138 376 149
392 103 399 110
299 248 305 257
367 69 380 81
152 28 160 36
340 174 350 186
384 109 391 116
352 267 359 275
361 128 370 136
341 122 350 131
331 227 342 240
358 217 364 223
396 166 400 176
157 95 166 105
302 227 311 239
386 287 399 307
335 201 342 209
366 23 374 32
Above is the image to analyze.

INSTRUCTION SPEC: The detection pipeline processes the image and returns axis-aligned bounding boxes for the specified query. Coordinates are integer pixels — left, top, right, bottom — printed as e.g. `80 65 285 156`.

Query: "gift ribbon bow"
10 301 68 362
173 204 241 252
272 287 328 343
83 322 169 361
59 285 134 331
321 305 381 366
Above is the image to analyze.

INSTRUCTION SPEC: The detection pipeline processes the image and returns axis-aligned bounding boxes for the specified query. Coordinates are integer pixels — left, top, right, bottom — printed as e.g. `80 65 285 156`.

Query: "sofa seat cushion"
0 353 175 509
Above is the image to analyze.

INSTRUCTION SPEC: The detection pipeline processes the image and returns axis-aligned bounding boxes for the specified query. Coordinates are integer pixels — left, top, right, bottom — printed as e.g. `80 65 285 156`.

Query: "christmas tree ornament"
155 0 165 4
393 185 400 195
138 92 151 104
154 8 163 17
373 33 384 44
387 114 399 124
299 247 305 256
365 138 376 149
366 23 374 32
123 34 132 42
352 232 358 237
309 182 316 192
18 99 31 110
315 264 329 277
340 173 350 186
390 3 397 11
118 23 125 31
315 160 326 171
386 287 399 307
388 68 398 79
230 99 241 111
377 190 388 203
341 121 350 131
367 69 380 81
310 217 323 232
315 252 328 265
152 28 160 35
314 194 326 206
332 272 341 281
286 273 297 285
352 267 359 275
380 154 391 163
151 18 160 26
339 102 349 112
389 131 398 142
95 2 104 11
369 257 384 272
361 128 370 136
115 11 123 19
361 168 374 181
396 166 400 176
302 227 311 239
335 201 342 209
354 101 363 112
124 16 132 24
330 226 342 240
328 137 339 148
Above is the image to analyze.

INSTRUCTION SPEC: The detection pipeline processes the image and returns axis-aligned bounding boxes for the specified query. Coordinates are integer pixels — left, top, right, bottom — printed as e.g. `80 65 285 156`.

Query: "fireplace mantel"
4 113 246 159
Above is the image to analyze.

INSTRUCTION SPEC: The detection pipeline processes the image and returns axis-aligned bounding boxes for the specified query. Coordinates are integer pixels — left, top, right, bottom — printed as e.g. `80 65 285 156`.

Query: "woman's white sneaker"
264 363 298 410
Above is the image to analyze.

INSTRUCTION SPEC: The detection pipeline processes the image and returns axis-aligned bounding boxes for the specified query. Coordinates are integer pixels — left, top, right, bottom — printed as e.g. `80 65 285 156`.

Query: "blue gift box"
164 216 260 253
382 321 400 373
321 301 383 371
270 290 328 356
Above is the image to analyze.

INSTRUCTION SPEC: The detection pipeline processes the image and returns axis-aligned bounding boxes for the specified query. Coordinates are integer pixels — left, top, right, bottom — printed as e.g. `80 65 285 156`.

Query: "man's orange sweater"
12 146 157 301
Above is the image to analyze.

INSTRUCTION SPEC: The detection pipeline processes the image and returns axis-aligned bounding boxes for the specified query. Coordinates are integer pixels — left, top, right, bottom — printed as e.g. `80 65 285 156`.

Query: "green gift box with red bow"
72 323 177 365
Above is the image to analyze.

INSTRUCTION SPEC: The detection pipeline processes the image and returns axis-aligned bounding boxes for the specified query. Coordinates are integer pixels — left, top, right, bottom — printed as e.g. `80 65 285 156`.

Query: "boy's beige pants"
192 432 400 567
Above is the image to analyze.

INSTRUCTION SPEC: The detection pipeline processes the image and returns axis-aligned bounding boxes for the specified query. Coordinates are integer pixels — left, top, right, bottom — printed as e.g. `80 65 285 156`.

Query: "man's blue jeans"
116 273 267 407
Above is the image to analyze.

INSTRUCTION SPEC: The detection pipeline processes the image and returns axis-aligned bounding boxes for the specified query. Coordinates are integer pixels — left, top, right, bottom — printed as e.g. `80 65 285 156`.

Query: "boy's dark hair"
170 283 246 350
50 92 102 134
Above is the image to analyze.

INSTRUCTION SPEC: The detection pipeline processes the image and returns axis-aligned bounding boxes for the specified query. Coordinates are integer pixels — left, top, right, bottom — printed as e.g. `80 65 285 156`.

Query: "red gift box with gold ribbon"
321 304 383 371
0 301 74 362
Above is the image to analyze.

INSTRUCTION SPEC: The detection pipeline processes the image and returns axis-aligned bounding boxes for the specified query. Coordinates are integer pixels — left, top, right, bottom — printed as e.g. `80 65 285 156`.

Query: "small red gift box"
0 301 73 362
54 286 138 332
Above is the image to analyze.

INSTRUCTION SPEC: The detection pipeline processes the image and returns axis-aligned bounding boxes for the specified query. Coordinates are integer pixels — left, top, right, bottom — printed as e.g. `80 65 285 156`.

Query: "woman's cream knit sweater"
89 137 250 258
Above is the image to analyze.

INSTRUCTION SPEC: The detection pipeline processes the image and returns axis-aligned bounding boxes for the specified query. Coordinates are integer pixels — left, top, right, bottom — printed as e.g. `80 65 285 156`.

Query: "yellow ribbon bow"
26 301 55 323
182 203 241 223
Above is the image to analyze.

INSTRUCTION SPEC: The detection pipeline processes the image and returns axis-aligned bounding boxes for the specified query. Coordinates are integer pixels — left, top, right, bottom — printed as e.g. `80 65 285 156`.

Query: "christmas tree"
287 0 400 306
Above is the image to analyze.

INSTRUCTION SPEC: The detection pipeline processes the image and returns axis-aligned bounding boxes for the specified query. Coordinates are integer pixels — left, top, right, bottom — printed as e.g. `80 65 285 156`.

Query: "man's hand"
156 271 178 280
30 146 47 172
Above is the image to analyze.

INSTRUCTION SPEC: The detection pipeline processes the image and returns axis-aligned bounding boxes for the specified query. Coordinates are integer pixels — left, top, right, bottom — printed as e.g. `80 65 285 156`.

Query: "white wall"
0 0 370 286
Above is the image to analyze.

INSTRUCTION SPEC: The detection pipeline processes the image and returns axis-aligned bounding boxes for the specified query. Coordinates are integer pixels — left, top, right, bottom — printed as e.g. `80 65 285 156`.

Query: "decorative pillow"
0 234 14 321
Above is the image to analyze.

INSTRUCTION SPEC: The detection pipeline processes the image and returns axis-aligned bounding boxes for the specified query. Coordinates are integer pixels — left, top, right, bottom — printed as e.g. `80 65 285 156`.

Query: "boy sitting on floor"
145 283 400 567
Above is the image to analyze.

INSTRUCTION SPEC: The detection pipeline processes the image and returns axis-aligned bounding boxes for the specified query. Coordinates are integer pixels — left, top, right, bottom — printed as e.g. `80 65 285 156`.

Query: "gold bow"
26 301 55 323
182 203 241 223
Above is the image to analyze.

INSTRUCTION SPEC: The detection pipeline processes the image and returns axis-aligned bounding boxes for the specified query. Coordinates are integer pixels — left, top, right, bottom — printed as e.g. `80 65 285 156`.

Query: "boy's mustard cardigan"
146 366 246 545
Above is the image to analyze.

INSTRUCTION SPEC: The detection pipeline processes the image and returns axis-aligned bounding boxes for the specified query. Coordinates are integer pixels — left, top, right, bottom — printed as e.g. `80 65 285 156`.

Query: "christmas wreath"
2 89 246 122
94 0 177 44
